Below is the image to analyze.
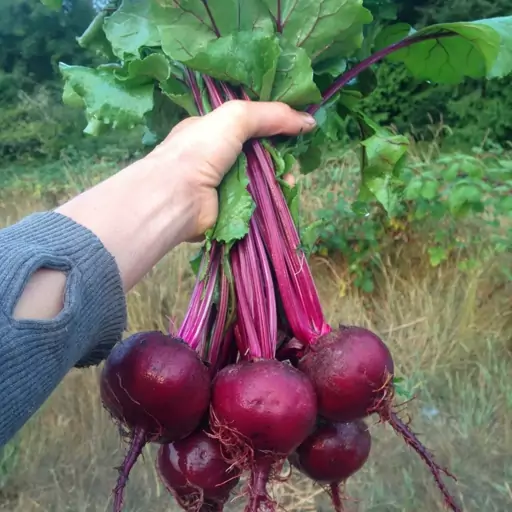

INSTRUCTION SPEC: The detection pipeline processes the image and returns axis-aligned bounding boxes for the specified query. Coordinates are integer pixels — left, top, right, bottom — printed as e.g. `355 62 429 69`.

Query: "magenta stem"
178 246 220 351
308 31 455 114
231 247 263 359
250 217 278 355
207 265 230 371
276 0 283 33
201 0 221 38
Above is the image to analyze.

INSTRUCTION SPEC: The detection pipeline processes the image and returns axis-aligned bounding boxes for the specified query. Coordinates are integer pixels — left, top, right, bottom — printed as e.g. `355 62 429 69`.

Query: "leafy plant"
311 145 512 291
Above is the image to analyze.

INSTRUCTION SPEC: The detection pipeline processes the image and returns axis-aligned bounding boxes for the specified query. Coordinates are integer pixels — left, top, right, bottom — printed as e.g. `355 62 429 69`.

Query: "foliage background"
2 0 511 165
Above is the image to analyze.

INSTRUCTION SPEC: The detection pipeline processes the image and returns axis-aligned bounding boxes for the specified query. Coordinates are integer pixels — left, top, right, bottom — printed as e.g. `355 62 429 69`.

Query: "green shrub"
359 61 512 149
309 145 512 292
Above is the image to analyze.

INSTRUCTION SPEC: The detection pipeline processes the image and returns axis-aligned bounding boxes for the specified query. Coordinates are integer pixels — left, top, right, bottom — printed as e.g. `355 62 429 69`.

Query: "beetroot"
157 429 241 511
211 359 317 455
293 419 372 484
299 326 460 512
299 326 394 422
291 419 371 512
210 359 317 512
100 331 211 511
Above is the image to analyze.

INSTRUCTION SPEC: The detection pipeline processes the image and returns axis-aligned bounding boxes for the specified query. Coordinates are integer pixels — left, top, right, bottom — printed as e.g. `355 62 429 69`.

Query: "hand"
144 100 317 241
54 100 317 293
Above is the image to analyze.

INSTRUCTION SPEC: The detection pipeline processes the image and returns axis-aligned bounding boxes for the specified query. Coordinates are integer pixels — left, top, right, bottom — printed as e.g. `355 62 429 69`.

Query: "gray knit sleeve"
0 211 127 447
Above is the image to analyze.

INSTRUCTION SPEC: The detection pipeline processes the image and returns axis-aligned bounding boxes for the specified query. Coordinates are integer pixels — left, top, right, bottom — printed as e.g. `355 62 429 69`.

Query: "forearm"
14 155 194 321
56 155 194 292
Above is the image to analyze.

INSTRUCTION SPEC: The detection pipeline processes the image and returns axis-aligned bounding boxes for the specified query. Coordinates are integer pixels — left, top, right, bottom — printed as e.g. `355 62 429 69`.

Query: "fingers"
202 100 317 143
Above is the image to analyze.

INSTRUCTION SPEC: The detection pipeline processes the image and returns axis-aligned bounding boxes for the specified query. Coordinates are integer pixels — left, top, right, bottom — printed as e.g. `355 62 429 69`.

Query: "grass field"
0 152 510 512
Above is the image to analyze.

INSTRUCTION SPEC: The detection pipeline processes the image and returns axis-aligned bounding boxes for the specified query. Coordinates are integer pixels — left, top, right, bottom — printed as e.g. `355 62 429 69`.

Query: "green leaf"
160 76 199 116
448 184 483 215
354 111 409 215
182 31 281 100
376 17 512 84
208 154 255 247
104 0 162 59
144 88 185 145
428 246 448 267
300 220 323 256
77 11 117 60
189 248 206 276
40 0 62 10
281 181 300 228
420 180 439 200
154 0 274 62
59 63 155 136
62 81 84 109
262 0 373 61
404 178 423 201
114 53 171 84
271 41 322 106
297 145 323 174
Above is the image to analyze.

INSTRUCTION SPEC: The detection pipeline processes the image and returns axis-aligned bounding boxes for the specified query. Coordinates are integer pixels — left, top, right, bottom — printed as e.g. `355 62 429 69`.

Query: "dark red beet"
300 326 462 512
157 429 241 510
293 419 371 484
100 331 211 512
210 359 318 512
211 359 317 456
299 326 394 422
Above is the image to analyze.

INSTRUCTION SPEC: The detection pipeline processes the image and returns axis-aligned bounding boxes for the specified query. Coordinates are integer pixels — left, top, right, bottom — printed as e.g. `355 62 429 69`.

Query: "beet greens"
58 1 512 511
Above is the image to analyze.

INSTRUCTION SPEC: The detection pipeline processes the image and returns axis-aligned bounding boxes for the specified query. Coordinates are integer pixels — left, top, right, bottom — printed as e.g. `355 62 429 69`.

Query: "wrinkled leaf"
183 31 281 100
271 41 322 106
104 0 162 59
375 17 512 83
62 81 84 109
77 11 117 60
208 154 255 247
262 0 372 61
154 0 273 62
160 76 199 116
59 63 154 136
359 131 408 215
114 53 171 84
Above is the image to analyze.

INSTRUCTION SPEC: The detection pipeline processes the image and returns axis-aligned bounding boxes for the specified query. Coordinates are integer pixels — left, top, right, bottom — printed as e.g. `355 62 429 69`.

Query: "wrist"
134 154 198 246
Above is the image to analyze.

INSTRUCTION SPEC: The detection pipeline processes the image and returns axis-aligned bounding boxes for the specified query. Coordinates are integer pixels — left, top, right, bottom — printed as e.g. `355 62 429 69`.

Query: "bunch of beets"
99 76 461 512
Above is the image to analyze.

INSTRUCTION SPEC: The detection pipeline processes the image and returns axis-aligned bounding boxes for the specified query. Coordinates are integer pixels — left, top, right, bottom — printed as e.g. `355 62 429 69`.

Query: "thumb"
203 100 317 143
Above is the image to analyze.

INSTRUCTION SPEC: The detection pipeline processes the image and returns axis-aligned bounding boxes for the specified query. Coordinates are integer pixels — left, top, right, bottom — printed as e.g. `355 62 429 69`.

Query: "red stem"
276 0 283 33
308 32 456 114
207 264 230 371
178 248 220 351
231 246 263 359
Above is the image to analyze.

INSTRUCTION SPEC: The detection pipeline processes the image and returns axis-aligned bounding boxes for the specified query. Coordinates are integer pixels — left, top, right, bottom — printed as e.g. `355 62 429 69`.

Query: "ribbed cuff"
0 211 127 367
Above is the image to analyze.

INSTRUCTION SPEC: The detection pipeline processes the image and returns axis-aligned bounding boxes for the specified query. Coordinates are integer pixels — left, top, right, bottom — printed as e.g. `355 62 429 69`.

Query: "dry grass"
0 161 511 512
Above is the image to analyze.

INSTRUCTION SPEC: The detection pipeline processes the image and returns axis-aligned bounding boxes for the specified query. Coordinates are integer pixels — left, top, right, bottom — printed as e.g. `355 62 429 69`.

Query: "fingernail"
301 113 317 126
